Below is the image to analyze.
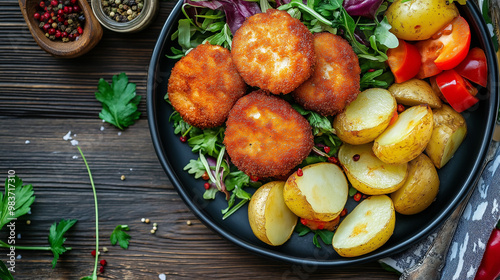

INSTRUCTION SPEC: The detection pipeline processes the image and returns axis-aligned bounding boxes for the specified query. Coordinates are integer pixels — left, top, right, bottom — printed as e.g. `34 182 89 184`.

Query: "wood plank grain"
0 118 398 279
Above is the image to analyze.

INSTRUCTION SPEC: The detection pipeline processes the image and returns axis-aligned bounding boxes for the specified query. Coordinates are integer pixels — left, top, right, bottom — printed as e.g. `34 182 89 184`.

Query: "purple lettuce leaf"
184 0 261 34
343 0 383 19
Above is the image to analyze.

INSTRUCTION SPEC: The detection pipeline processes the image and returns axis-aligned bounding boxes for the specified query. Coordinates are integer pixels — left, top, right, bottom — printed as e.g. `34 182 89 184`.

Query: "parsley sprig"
0 176 77 270
95 73 141 130
110 225 131 249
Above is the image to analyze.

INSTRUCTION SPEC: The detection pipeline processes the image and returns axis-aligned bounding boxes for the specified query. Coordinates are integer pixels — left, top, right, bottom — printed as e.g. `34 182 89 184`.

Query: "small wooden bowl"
19 0 103 58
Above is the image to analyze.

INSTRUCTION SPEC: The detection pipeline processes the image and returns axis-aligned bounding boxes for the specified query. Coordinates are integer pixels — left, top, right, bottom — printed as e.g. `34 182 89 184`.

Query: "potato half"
385 0 459 41
248 181 298 246
332 195 395 257
388 79 442 109
391 153 439 215
334 88 397 145
284 162 348 222
425 104 467 169
338 143 408 195
373 104 433 164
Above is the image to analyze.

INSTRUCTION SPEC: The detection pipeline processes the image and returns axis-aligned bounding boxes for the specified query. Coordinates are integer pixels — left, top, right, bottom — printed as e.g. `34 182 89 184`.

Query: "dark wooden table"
0 0 399 279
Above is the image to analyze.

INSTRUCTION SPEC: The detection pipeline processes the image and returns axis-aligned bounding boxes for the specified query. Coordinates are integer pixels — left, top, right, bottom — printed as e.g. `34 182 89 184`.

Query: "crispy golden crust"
168 43 247 129
292 33 361 116
224 90 314 178
231 9 315 95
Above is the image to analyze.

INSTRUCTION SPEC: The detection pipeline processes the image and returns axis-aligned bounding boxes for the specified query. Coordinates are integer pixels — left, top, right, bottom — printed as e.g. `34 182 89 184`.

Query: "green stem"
277 1 333 26
222 199 249 220
77 147 99 280
0 240 52 251
182 126 192 137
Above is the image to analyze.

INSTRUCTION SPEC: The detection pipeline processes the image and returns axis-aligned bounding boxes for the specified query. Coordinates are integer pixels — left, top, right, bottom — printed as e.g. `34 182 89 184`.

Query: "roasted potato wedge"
332 195 395 257
391 153 439 215
334 88 397 145
388 79 442 109
284 162 348 222
425 104 467 168
248 181 298 246
373 104 434 164
385 0 459 41
338 143 408 195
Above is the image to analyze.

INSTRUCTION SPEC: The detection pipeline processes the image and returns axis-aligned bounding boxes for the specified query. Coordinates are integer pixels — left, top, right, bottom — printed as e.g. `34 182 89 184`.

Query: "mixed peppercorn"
34 0 85 42
101 0 143 23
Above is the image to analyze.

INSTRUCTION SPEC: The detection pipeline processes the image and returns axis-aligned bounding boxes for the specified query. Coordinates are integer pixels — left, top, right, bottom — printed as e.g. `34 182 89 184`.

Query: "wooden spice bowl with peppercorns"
18 0 103 58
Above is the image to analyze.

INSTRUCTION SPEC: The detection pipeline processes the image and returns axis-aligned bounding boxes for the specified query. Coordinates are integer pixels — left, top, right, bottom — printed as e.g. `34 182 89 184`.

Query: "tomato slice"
434 69 478 113
415 39 443 79
387 39 421 83
454 47 488 87
415 16 471 78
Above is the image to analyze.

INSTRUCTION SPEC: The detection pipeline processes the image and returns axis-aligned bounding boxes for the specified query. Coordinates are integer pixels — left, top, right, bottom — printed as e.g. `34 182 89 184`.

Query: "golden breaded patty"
168 43 247 129
231 9 315 95
224 91 314 178
293 32 361 116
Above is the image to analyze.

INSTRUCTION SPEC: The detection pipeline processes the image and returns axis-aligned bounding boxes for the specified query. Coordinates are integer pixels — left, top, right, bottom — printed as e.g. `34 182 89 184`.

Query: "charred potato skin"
391 153 440 215
373 104 434 164
425 104 467 169
388 79 442 109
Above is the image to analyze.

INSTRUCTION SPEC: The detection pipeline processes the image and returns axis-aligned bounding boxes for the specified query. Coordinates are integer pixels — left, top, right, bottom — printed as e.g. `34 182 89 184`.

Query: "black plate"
147 0 499 266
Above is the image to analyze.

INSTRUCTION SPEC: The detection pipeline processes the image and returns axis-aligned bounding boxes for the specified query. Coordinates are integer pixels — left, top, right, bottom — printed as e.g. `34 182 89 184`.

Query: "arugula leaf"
95 73 141 130
110 225 131 249
0 261 14 280
48 219 78 268
169 111 192 137
184 158 207 179
203 187 218 200
0 175 35 230
312 230 334 248
292 104 336 135
187 127 225 157
294 222 334 248
224 170 250 192
374 17 398 49
294 222 311 236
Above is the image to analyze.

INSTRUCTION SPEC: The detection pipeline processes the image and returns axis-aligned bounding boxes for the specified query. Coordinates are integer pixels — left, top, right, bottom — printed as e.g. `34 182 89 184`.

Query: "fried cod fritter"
292 32 361 116
231 9 315 95
168 43 247 129
224 91 314 178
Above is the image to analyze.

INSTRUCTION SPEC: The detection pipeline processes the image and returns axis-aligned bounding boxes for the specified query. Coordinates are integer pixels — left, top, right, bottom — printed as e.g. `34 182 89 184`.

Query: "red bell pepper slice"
415 16 471 78
474 219 500 280
434 69 478 113
387 39 421 83
455 47 488 87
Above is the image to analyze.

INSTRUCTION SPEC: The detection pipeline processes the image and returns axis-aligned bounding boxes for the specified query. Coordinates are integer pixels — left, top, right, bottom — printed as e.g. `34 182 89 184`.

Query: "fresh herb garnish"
292 104 336 136
95 73 141 130
110 225 131 249
0 175 35 229
0 176 77 271
0 261 14 280
294 222 335 248
48 219 78 268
